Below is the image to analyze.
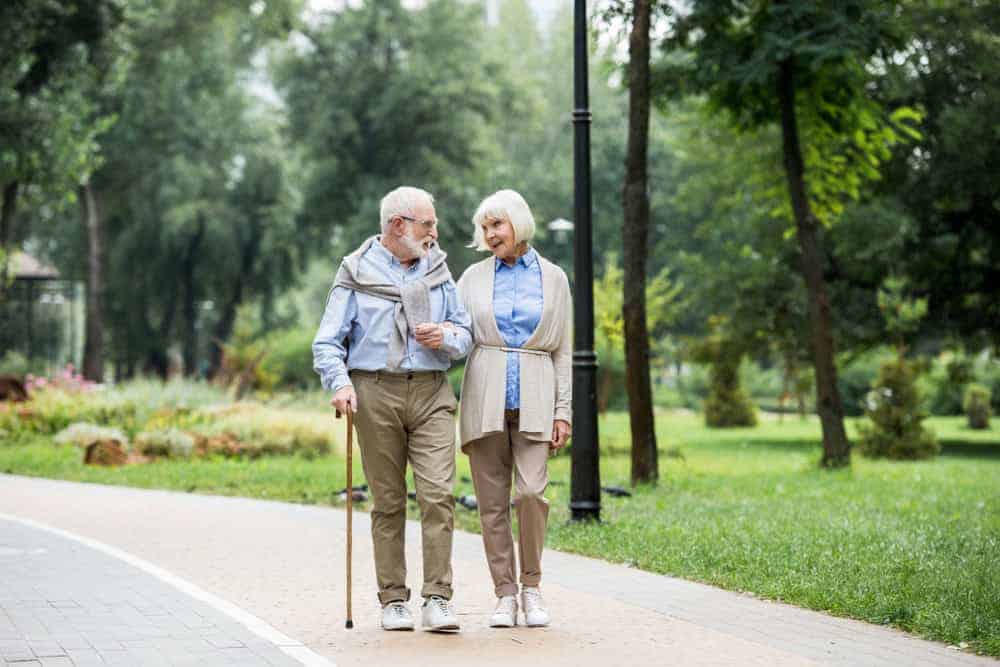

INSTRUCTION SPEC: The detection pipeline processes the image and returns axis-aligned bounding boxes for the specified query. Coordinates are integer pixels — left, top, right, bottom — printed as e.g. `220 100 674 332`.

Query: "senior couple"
312 186 571 632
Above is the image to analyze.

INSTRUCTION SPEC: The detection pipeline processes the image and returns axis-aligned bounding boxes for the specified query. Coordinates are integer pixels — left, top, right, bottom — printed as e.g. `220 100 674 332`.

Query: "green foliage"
260 327 315 390
0 350 31 376
876 276 927 353
276 0 510 269
0 0 126 210
872 2 1000 348
963 384 991 431
593 255 681 412
448 364 464 401
693 321 757 428
53 422 129 449
921 352 975 416
134 428 195 458
661 0 920 228
837 347 896 417
858 359 938 460
1 387 138 437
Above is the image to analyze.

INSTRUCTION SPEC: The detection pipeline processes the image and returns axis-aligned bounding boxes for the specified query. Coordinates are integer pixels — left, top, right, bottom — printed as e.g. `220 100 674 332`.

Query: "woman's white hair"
380 186 434 233
469 189 536 252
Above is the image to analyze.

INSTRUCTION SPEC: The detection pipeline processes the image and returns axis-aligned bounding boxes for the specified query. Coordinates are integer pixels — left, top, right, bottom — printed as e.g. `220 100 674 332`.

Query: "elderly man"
313 186 471 632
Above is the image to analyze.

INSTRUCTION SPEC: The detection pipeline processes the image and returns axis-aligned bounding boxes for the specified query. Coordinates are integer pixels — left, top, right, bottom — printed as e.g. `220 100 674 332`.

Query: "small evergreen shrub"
694 332 756 428
963 384 992 430
857 359 938 460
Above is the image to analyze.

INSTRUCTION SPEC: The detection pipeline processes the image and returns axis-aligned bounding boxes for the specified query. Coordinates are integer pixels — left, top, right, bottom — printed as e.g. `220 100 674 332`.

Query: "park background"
1 0 997 658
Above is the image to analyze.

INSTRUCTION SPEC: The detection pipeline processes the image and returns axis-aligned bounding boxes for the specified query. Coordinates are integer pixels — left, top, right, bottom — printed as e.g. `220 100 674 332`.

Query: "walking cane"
337 408 355 630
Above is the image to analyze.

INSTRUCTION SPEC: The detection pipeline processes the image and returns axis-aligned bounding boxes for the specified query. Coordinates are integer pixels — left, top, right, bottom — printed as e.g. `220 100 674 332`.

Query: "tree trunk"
80 182 105 382
1 181 19 288
209 281 242 378
181 217 206 376
622 0 658 485
777 57 851 467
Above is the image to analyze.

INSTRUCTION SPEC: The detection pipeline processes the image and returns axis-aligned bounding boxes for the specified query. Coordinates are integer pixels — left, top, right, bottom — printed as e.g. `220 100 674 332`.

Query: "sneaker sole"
424 624 460 633
382 624 415 631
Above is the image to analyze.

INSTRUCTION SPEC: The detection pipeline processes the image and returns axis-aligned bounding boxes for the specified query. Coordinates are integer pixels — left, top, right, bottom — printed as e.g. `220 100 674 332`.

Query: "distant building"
0 252 83 375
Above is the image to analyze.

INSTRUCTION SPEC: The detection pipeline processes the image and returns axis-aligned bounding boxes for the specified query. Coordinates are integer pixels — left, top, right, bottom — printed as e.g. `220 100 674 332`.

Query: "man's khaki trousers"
351 370 457 605
467 410 550 598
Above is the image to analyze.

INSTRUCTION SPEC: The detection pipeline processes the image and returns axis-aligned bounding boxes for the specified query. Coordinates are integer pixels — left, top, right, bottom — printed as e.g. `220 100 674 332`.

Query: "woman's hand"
551 419 571 450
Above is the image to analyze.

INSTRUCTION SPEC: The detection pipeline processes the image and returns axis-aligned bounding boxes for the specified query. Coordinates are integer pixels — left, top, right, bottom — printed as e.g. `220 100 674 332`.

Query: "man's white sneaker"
381 601 415 631
421 595 460 632
489 595 518 628
521 587 550 627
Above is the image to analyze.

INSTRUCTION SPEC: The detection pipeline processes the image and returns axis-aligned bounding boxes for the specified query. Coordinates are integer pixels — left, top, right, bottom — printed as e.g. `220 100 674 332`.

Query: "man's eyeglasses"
398 215 438 231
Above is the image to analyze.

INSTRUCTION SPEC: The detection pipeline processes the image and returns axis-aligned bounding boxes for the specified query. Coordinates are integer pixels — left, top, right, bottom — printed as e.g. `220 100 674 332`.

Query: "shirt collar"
494 247 537 271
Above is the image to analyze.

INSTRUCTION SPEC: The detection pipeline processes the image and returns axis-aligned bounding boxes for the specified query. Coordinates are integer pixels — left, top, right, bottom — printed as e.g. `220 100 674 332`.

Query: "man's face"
398 201 439 259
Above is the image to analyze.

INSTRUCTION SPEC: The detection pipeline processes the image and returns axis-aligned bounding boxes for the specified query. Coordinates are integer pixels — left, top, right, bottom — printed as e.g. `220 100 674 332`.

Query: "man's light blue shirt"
493 248 543 410
313 240 472 392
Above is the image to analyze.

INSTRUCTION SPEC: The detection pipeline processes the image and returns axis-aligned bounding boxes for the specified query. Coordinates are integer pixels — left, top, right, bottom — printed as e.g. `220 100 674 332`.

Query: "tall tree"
0 0 124 286
277 0 509 271
661 0 917 466
622 0 658 484
872 1 1000 350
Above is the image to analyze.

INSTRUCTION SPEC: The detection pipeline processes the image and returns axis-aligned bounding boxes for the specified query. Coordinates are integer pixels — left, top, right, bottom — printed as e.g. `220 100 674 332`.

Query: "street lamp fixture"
547 218 575 245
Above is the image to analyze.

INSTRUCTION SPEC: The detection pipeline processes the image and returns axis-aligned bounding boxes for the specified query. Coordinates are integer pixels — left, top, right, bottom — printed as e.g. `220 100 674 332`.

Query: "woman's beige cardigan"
456 252 572 452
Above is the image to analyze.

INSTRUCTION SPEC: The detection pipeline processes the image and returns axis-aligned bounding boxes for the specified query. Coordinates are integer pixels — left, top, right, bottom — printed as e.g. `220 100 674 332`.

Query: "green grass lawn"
2 411 998 655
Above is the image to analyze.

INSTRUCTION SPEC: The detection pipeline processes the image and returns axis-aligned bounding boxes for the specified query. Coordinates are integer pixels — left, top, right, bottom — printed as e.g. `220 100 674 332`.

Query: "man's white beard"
400 232 428 259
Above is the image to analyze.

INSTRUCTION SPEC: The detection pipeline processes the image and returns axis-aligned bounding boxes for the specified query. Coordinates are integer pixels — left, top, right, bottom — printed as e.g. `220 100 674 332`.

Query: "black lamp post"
570 0 601 522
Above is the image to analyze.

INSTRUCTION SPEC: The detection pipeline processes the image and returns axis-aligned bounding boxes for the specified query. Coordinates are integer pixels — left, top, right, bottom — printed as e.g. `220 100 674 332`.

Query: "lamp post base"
569 500 601 522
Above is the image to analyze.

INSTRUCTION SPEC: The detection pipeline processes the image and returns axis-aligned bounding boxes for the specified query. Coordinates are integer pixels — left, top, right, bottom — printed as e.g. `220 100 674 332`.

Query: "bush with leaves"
923 352 975 416
53 423 130 450
134 429 196 458
857 359 938 460
963 384 992 430
692 320 757 428
837 347 895 417
261 327 316 390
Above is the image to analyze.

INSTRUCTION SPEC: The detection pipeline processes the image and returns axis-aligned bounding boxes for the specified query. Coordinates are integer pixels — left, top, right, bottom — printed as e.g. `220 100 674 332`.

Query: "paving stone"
0 519 315 667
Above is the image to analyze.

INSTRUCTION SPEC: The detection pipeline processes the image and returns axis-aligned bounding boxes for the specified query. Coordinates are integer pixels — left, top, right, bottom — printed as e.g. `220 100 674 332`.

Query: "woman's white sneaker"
489 595 518 627
381 601 414 631
521 587 550 627
421 595 460 632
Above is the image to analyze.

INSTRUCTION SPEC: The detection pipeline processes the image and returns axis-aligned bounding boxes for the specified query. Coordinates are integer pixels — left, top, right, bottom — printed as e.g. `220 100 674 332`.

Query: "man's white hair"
380 186 435 233
469 189 536 252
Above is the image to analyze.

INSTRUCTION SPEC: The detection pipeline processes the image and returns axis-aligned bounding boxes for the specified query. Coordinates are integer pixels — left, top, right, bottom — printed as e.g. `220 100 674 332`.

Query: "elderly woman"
455 189 572 628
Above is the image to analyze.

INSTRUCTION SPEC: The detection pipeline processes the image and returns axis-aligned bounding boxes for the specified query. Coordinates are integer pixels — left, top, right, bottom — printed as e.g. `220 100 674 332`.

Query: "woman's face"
482 216 518 260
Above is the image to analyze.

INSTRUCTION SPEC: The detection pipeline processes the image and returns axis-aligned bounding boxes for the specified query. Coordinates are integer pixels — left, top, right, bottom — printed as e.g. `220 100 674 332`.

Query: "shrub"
695 335 756 428
261 327 316 389
704 359 757 427
924 352 974 415
857 358 939 460
0 351 31 376
135 429 196 458
1 387 138 437
975 357 1000 414
963 384 992 430
54 422 130 450
838 348 895 417
189 403 332 458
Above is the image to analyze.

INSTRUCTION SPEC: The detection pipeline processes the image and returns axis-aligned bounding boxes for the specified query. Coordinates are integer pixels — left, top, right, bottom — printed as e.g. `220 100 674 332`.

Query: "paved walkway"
0 474 994 667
